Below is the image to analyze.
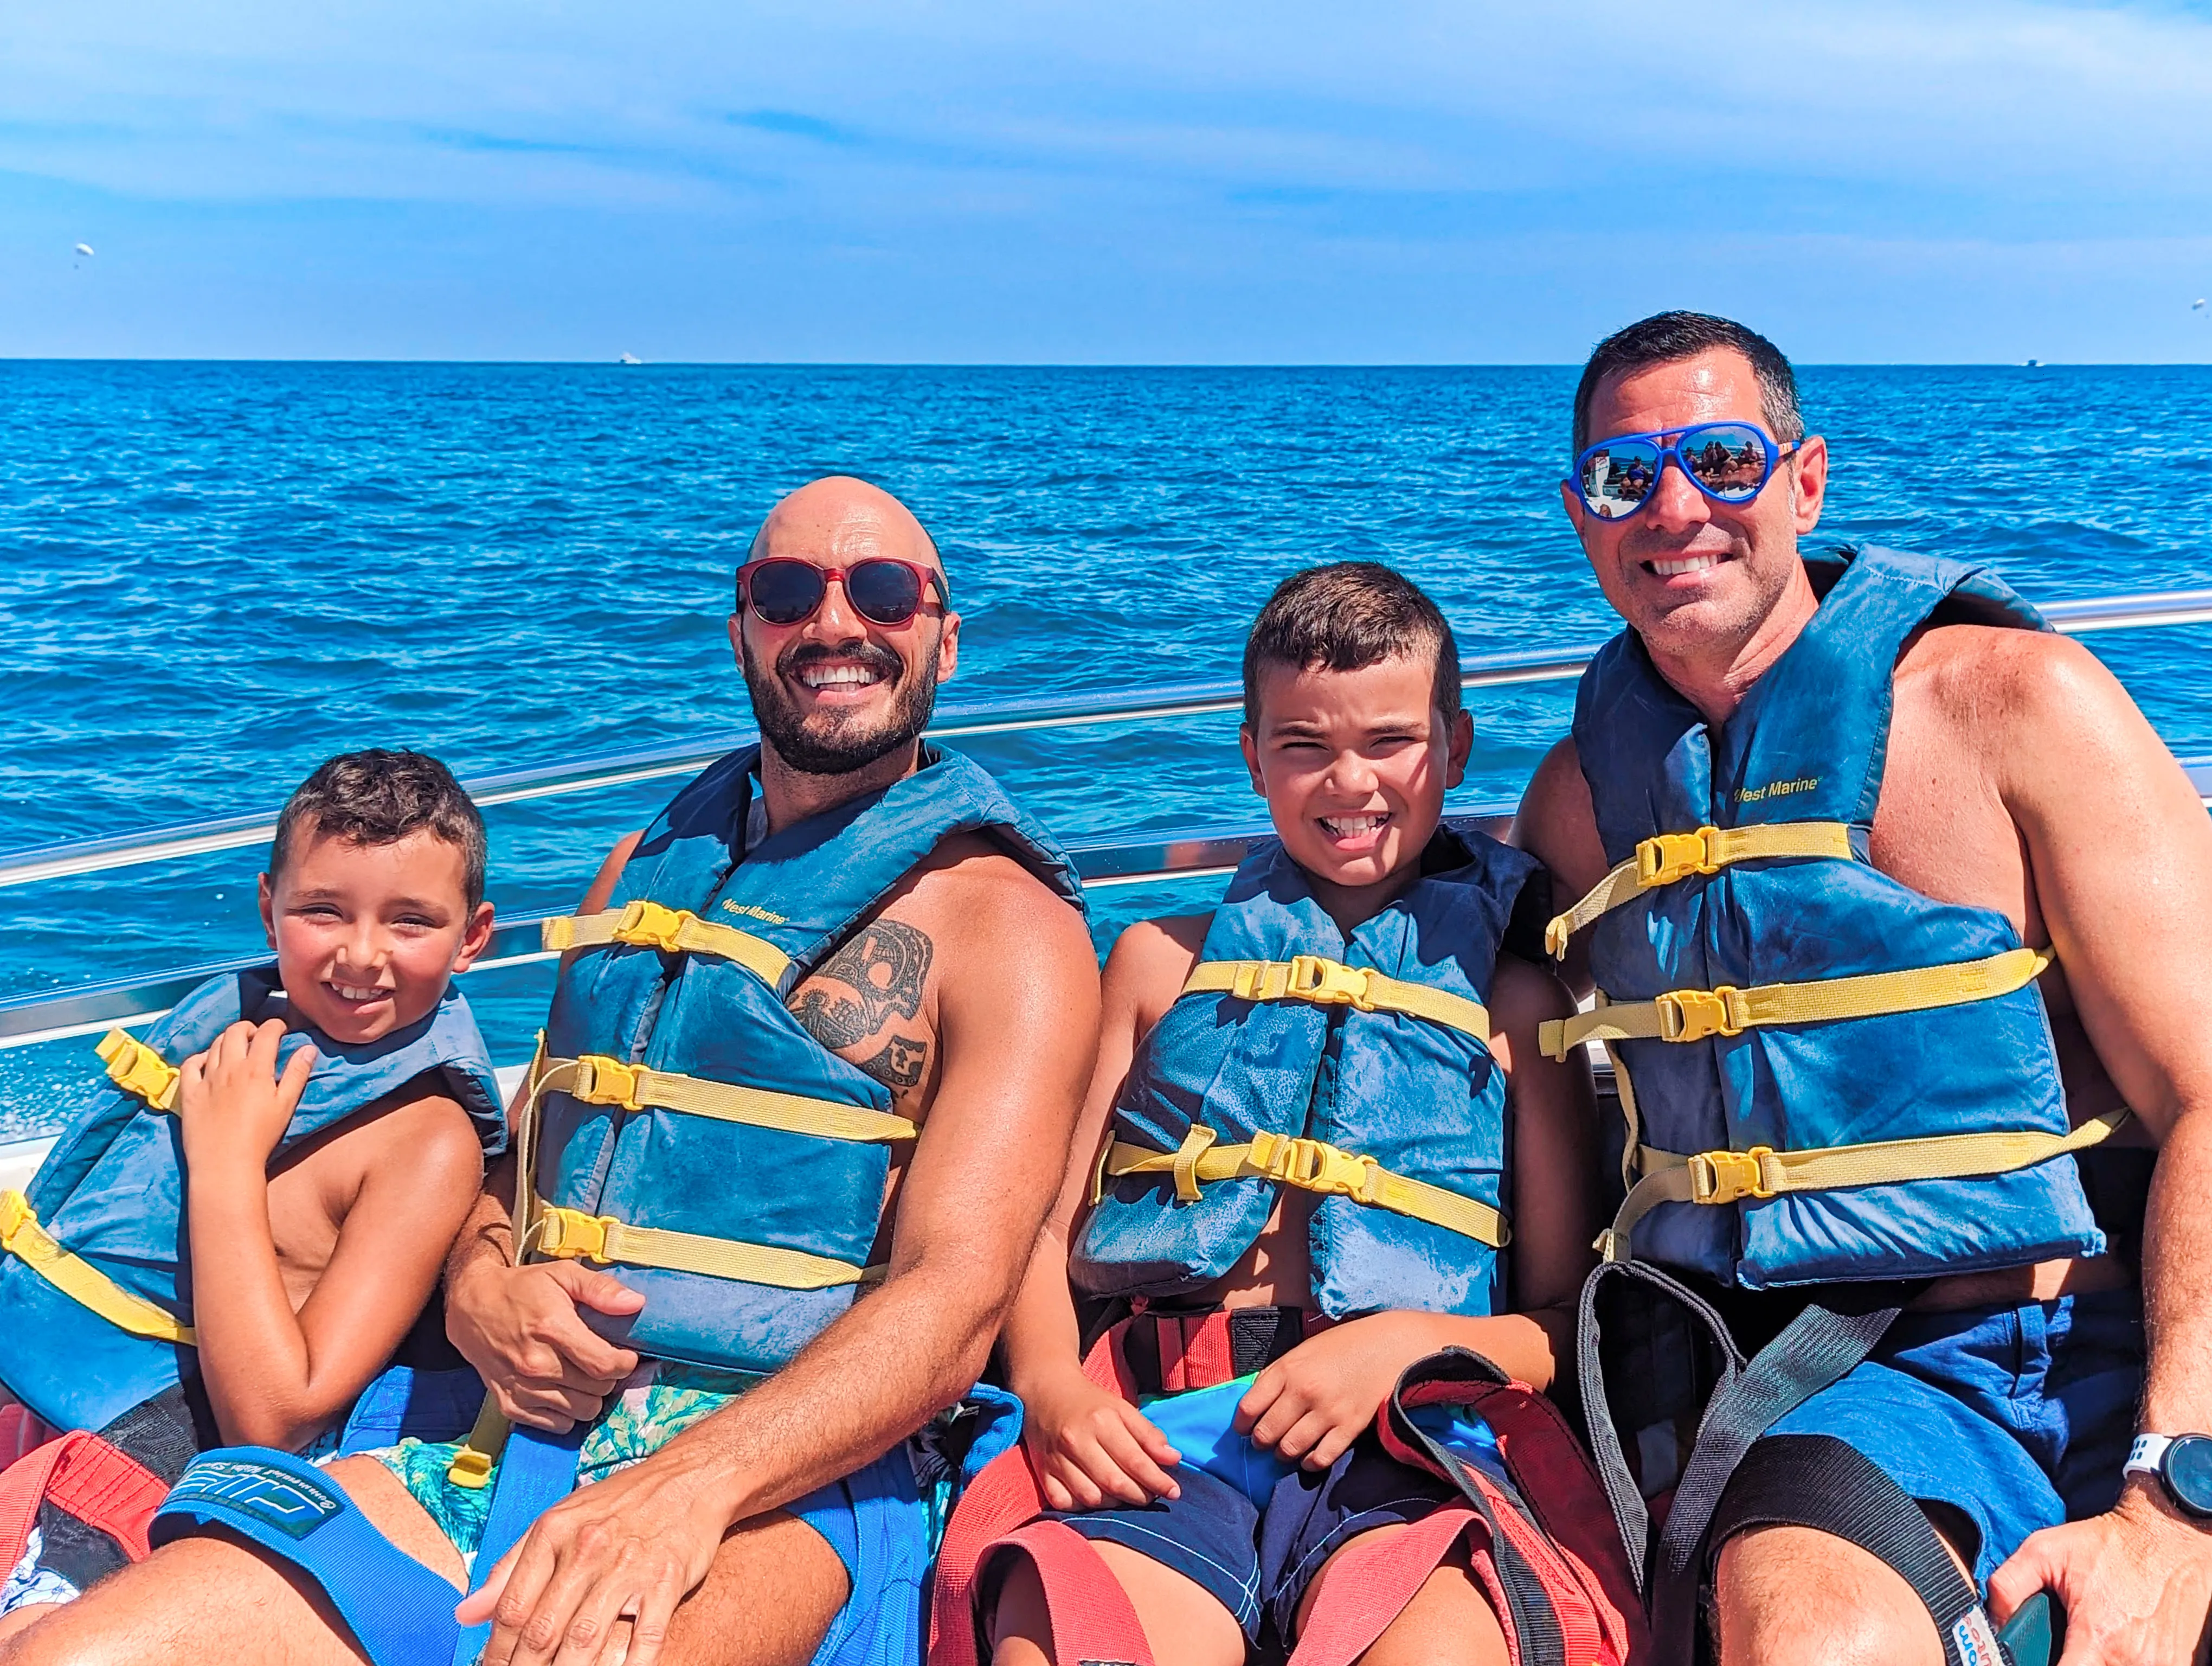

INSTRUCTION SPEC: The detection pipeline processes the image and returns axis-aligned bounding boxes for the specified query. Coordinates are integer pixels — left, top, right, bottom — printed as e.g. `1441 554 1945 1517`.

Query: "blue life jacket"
1559 546 2106 1289
1072 828 1537 1319
0 969 504 1433
525 743 1084 1377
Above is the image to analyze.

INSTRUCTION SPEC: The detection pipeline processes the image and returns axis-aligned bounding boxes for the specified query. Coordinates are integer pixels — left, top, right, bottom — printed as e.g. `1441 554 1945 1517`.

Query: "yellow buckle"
1248 1132 1382 1202
569 1055 646 1110
538 1208 618 1264
0 1188 30 1246
1283 956 1377 1010
445 1447 495 1490
1637 826 1722 888
1686 1146 1778 1206
611 899 692 954
98 1033 180 1111
1655 985 1743 1043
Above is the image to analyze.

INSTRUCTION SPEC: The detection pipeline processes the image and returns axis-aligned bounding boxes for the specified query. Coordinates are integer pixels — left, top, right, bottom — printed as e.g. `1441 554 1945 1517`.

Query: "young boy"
0 748 505 1627
975 565 1602 1665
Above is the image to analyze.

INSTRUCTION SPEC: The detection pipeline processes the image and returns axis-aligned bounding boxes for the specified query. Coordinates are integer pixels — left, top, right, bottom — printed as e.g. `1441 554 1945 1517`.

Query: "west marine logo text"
169 1459 343 1540
1737 776 1819 804
719 900 789 925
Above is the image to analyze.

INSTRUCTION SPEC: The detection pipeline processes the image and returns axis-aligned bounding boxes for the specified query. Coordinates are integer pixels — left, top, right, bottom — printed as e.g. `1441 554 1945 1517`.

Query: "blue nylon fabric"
1073 828 1534 1318
0 970 504 1431
447 1423 590 1666
337 1366 490 1456
151 1447 464 1666
1140 1376 1296 1509
1575 546 2104 1287
536 743 1084 1374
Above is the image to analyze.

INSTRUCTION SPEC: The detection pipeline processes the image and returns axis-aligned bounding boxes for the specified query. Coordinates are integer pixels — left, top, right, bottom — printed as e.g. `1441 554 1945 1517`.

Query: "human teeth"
334 984 386 1002
1321 813 1389 836
1651 554 1720 578
799 664 885 688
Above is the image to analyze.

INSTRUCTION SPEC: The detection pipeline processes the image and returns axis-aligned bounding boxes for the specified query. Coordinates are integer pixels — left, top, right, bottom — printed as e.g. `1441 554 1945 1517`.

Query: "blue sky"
7 0 2212 361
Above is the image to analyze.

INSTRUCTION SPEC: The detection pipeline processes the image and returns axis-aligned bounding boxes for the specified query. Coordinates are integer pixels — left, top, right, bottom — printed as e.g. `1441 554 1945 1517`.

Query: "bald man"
8 478 1102 1666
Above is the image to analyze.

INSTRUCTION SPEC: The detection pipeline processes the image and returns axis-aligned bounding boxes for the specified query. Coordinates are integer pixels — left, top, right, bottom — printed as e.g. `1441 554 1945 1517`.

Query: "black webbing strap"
1648 1289 1907 1663
1575 1258 1746 1600
1708 1435 2007 1666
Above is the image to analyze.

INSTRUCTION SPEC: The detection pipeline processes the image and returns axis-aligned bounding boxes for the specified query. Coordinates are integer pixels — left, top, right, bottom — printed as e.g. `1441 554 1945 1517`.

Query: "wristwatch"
2125 1433 2212 1518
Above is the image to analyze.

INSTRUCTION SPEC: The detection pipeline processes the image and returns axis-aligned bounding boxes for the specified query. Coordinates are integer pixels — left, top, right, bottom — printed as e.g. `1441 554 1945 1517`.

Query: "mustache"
776 639 904 683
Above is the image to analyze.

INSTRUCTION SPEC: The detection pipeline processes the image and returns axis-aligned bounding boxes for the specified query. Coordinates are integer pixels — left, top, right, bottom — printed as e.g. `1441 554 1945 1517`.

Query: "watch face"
2165 1436 2212 1517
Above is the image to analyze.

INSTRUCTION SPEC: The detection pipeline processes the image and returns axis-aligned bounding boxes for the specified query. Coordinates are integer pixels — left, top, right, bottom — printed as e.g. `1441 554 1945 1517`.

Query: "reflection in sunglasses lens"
1581 440 1662 520
1684 426 1770 501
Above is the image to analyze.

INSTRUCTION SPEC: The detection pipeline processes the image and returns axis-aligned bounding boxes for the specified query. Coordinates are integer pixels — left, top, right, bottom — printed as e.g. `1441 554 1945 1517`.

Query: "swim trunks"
1766 1287 2145 1588
365 1362 937 1666
1049 1382 1463 1647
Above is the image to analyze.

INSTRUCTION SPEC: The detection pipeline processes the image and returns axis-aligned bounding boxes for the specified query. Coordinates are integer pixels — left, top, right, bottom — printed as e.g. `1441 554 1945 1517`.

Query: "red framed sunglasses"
734 558 950 628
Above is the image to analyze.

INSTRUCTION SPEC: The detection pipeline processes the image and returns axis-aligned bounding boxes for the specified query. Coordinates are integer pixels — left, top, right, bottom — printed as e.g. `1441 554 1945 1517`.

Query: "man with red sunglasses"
18 476 1102 1666
1518 312 2212 1666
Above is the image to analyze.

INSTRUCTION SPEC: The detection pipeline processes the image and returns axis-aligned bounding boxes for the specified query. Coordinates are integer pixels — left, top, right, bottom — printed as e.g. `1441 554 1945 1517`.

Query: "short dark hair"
270 749 487 909
1242 562 1461 726
1572 311 1803 453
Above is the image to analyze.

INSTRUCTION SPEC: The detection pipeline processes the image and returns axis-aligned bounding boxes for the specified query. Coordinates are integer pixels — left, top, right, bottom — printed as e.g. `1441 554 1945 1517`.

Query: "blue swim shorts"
1767 1287 2145 1590
1051 1381 1461 1646
367 1363 934 1666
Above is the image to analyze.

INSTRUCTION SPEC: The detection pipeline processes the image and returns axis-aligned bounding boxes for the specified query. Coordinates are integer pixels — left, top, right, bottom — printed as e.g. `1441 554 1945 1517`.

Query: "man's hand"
458 1439 732 1666
447 1258 645 1432
1018 1363 1181 1510
1989 1485 2212 1665
1235 1312 1436 1472
174 1019 315 1171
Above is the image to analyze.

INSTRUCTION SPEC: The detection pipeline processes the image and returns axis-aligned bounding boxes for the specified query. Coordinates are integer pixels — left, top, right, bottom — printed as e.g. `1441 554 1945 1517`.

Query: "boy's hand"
1235 1312 1437 1472
175 1020 316 1171
1018 1364 1182 1511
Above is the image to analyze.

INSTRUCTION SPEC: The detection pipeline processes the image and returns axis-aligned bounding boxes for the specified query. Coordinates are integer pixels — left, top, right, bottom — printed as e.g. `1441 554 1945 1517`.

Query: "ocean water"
3 362 2209 1137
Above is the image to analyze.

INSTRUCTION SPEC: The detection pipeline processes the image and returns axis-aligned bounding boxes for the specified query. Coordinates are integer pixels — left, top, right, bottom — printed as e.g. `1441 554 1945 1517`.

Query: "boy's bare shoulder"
1489 951 1578 1029
300 1074 486 1196
1105 914 1211 1033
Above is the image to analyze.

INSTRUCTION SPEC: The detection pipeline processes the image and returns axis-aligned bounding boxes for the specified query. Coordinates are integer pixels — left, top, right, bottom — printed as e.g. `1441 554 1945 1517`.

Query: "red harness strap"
928 1317 1154 1666
0 1405 55 1468
1286 1503 1486 1666
981 1520 1158 1666
0 1431 170 1574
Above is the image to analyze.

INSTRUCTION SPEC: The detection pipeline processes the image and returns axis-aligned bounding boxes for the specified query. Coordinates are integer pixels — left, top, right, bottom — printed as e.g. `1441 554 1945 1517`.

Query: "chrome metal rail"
0 813 1491 1048
12 753 2212 1053
3 585 2207 893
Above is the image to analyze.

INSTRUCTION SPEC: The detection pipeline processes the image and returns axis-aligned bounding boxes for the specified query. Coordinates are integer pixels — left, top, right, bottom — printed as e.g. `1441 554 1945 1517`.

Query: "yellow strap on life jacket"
526 1204 884 1290
541 901 792 989
444 1395 512 1490
1098 1126 1510 1248
95 1028 180 1112
1182 957 1491 1042
537 1053 916 1145
1594 1108 2132 1262
1544 821 1856 958
0 1189 196 1345
1538 946 2054 1062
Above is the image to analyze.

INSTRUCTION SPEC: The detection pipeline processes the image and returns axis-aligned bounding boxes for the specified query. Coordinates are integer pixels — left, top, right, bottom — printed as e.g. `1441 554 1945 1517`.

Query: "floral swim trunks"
367 1361 757 1571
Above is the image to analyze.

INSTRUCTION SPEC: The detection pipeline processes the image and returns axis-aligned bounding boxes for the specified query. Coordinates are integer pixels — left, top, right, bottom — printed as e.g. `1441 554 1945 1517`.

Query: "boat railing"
1 584 2208 1057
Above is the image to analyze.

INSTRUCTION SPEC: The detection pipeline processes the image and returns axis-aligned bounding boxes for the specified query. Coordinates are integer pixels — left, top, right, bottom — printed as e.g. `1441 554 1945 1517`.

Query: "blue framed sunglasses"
1568 421 1800 521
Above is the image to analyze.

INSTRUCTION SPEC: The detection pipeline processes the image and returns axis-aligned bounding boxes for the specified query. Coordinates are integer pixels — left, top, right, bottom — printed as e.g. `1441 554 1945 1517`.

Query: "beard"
743 632 942 776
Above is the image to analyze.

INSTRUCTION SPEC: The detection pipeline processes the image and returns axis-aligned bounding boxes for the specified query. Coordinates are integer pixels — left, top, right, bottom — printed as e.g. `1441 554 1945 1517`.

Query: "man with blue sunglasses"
1517 311 2212 1666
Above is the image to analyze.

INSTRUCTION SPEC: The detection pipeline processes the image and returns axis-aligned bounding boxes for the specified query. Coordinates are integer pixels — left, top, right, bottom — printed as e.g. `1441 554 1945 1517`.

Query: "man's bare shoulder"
902 832 1093 970
1900 623 2118 739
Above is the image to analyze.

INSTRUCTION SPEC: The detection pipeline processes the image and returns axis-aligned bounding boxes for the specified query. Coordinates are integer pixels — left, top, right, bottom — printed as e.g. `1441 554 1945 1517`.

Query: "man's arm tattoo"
860 1034 929 1090
792 919 935 1052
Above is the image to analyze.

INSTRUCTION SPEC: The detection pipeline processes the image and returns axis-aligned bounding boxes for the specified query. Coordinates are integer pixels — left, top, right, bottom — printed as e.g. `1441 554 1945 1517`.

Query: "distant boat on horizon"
619 352 642 366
